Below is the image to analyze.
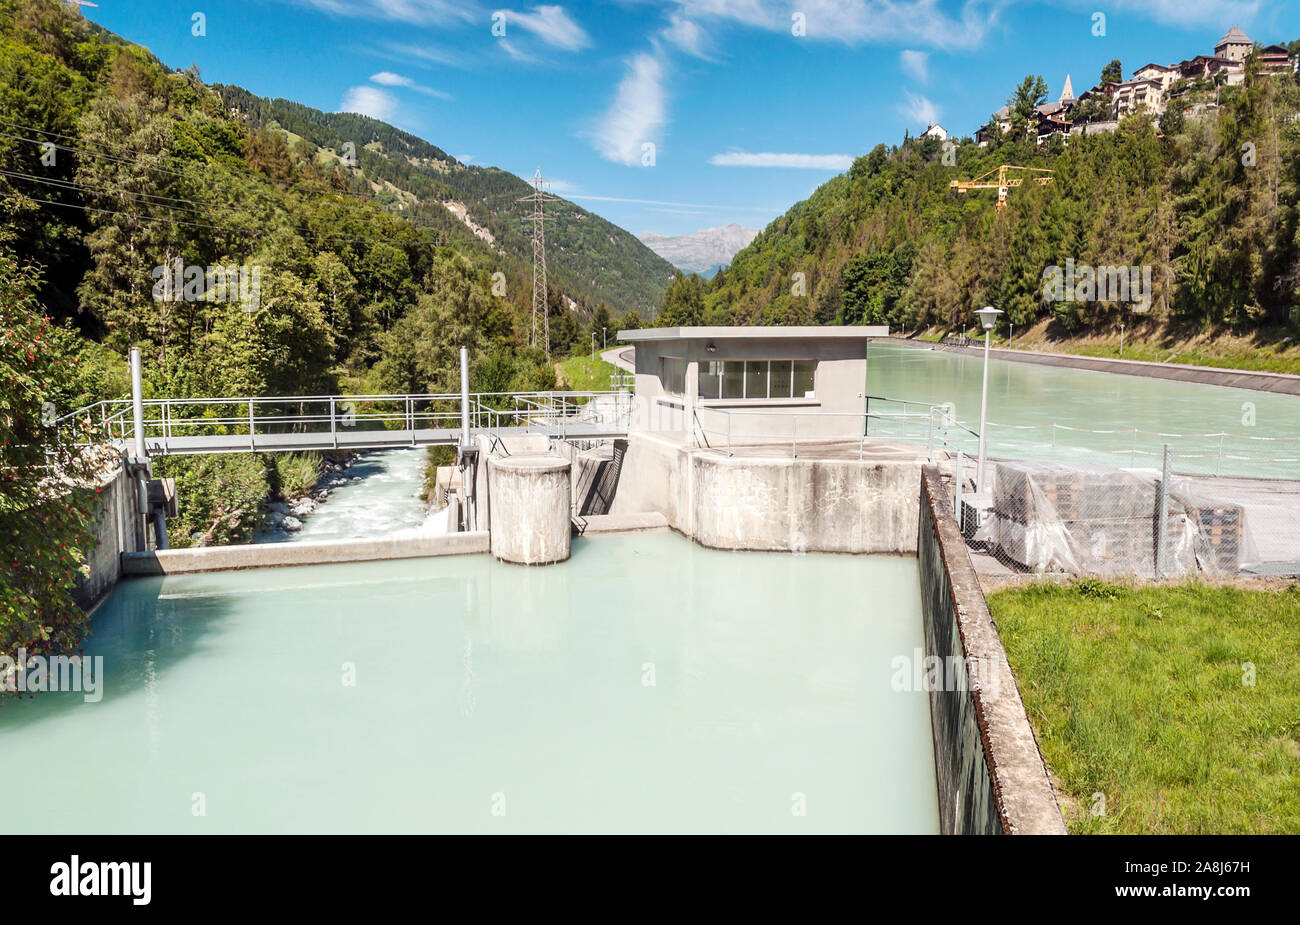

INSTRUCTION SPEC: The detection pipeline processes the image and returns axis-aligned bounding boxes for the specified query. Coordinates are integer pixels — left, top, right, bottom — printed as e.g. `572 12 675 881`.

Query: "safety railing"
50 390 635 454
693 399 979 460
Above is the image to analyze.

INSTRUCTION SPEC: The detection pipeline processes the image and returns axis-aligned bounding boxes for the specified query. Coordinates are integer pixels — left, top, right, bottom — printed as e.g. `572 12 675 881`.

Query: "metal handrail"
53 390 635 453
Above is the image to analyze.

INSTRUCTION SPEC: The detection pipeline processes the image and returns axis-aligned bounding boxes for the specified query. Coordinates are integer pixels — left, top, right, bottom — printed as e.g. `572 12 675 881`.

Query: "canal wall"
612 431 920 553
122 531 489 575
878 336 1300 396
75 462 146 610
917 464 1067 835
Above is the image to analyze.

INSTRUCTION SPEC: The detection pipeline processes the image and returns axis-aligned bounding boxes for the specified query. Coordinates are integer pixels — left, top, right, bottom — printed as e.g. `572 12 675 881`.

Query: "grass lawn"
987 580 1300 834
556 355 621 391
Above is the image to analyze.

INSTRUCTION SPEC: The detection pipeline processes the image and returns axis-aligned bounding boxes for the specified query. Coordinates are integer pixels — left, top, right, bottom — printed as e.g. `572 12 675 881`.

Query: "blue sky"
83 1 1300 238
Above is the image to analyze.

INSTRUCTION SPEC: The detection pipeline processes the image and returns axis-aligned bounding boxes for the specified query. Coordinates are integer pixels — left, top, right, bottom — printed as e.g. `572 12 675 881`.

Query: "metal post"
330 397 337 449
927 409 934 462
248 400 255 450
791 415 798 459
1216 432 1224 476
130 347 146 460
459 346 470 446
1155 443 1171 579
976 327 992 491
726 413 732 457
1131 427 1138 467
955 451 965 520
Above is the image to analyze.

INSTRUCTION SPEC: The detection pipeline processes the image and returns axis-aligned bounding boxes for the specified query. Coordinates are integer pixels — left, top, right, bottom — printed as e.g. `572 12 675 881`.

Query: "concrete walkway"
876 337 1300 396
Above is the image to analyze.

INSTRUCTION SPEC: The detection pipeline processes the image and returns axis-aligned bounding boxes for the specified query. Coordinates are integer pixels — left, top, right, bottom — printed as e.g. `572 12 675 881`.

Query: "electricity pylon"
518 169 560 356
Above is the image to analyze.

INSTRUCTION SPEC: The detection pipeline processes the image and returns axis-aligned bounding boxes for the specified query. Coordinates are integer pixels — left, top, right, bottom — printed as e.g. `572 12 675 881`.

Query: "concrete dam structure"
62 328 1078 834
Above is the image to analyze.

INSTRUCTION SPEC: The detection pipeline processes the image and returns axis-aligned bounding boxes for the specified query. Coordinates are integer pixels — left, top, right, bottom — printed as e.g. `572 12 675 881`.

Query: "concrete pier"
488 454 572 565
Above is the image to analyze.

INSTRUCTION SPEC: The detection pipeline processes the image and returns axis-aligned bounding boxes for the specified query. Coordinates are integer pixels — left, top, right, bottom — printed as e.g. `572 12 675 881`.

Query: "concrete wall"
487 455 572 565
123 531 489 575
613 431 920 554
74 462 145 609
917 465 1067 835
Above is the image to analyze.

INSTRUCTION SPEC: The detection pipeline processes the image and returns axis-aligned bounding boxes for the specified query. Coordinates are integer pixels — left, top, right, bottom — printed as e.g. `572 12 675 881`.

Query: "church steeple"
1060 72 1075 102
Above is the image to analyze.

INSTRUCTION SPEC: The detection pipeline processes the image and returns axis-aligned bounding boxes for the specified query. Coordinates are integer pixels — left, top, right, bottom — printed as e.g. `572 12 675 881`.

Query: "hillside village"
923 27 1297 147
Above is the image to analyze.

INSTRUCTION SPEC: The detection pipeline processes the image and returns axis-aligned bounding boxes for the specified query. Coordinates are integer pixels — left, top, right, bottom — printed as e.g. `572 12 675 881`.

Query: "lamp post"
1119 323 1125 358
591 332 596 359
602 327 607 350
974 305 1002 492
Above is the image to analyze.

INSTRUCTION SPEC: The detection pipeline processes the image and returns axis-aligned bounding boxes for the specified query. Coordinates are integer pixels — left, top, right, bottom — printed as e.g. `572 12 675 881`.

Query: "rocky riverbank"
257 453 362 540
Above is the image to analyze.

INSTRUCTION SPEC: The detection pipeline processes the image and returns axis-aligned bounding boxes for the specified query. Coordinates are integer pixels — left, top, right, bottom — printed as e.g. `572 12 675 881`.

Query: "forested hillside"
660 55 1300 345
216 85 673 317
0 0 640 560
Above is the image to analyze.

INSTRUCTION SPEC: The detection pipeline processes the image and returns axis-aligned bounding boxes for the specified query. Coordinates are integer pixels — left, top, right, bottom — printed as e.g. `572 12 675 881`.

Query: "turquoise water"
0 532 937 834
866 342 1300 477
259 448 440 543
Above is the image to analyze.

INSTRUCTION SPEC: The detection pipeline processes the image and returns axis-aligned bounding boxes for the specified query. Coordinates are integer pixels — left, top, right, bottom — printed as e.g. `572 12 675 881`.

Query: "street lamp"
974 305 1002 492
590 331 597 358
1119 323 1125 358
602 326 607 350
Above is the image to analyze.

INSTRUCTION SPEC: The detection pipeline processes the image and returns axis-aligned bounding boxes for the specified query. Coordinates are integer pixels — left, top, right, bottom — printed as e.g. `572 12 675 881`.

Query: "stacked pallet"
987 462 1240 577
1182 503 1244 574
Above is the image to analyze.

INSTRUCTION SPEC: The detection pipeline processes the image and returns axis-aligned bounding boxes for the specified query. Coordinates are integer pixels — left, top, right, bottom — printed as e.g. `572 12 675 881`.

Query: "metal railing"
51 390 635 455
692 395 980 460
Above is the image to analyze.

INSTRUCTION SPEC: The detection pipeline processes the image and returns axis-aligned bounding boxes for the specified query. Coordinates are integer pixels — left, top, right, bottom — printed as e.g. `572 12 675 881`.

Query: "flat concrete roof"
617 325 889 341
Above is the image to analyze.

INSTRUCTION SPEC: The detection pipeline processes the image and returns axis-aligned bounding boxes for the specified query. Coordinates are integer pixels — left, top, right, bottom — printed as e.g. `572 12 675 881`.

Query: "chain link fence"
947 449 1300 580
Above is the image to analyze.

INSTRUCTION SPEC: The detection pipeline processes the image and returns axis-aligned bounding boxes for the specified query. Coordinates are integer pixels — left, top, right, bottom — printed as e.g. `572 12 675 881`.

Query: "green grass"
271 453 322 500
987 580 1300 834
555 355 620 391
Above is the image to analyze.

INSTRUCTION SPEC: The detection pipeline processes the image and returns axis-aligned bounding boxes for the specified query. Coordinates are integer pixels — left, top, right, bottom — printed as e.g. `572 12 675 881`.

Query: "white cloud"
1103 0 1259 27
290 0 478 25
708 150 854 169
661 12 712 58
900 49 929 83
898 90 941 128
589 53 667 167
668 0 999 51
545 178 579 193
457 154 474 163
510 5 592 50
499 39 537 62
369 71 451 99
380 42 463 67
338 86 399 121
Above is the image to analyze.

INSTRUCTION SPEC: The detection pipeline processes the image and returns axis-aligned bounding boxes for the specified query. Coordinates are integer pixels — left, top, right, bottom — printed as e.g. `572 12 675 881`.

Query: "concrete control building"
617 325 889 444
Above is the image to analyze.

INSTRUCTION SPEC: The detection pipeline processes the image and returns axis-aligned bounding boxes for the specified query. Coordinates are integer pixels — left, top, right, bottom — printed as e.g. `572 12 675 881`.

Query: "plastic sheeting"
974 460 1260 577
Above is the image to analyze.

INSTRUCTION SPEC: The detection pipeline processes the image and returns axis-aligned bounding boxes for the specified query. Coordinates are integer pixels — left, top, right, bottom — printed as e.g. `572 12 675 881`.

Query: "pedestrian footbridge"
53 390 633 457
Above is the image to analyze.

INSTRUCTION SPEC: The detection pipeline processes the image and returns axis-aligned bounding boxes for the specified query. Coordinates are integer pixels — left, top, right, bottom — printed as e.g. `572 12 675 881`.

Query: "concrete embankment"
75 462 146 609
611 431 922 554
917 465 1066 835
122 531 489 576
878 336 1300 396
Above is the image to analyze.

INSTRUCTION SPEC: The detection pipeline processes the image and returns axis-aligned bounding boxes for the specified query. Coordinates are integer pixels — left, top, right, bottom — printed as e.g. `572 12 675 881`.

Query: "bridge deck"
135 423 628 456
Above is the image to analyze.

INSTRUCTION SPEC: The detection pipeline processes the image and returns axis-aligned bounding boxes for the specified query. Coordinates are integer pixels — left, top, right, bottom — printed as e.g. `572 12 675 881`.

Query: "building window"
696 360 817 400
660 356 686 397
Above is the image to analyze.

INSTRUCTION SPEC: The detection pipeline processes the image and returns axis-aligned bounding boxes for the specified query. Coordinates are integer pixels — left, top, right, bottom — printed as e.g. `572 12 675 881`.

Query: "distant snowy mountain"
638 223 761 276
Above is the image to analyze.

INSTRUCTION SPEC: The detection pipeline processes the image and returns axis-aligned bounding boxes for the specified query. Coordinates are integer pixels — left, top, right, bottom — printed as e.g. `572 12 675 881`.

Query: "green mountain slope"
693 60 1300 343
214 85 673 317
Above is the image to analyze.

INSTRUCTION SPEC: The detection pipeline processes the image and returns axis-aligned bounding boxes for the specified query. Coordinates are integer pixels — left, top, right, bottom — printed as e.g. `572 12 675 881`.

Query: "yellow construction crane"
949 164 1054 213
